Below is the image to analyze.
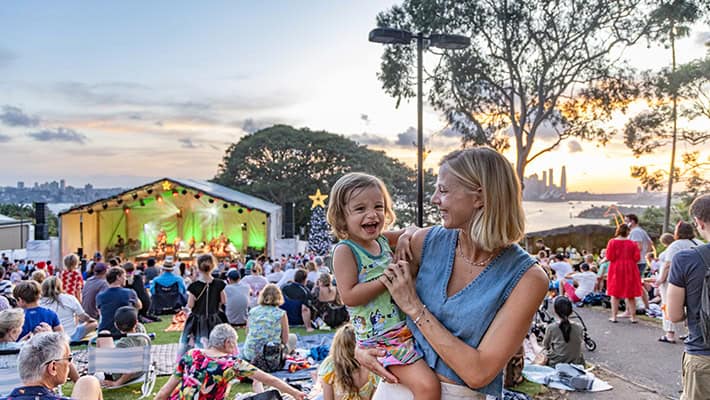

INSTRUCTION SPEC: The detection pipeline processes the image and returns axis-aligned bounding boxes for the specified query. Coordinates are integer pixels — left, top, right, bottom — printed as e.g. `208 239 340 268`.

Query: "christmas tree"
307 189 332 256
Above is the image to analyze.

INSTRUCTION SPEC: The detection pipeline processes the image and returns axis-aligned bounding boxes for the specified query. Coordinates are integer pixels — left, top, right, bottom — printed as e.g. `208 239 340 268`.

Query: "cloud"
567 140 583 153
0 133 11 143
395 127 417 146
0 105 40 127
694 31 710 46
239 118 273 134
179 137 199 149
27 127 88 144
350 133 390 146
0 47 16 68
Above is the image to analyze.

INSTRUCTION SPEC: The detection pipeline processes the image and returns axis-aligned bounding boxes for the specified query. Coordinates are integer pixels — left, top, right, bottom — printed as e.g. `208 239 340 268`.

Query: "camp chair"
0 349 21 397
150 282 187 315
88 333 156 399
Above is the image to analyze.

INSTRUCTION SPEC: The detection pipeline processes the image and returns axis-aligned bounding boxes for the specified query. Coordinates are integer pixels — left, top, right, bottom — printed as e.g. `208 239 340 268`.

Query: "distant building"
17 181 24 189
523 166 568 201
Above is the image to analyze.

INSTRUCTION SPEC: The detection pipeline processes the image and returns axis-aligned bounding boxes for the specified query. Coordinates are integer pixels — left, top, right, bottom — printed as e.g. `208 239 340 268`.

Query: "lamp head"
429 33 471 50
369 28 413 45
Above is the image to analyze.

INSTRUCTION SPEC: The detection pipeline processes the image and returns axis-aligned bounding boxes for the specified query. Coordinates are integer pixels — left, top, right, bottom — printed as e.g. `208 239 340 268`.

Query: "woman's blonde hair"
31 270 46 284
258 283 284 306
0 308 24 340
440 147 525 251
318 272 332 287
305 261 316 272
327 172 395 240
327 324 360 397
63 253 79 271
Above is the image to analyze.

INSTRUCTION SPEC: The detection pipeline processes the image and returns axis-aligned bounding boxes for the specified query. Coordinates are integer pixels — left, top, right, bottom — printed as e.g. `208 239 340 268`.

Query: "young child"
13 280 63 340
318 324 379 400
61 253 84 303
97 306 150 387
327 172 440 400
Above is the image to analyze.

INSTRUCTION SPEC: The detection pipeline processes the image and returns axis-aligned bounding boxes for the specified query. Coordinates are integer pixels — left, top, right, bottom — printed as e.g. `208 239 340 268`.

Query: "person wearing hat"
149 256 186 296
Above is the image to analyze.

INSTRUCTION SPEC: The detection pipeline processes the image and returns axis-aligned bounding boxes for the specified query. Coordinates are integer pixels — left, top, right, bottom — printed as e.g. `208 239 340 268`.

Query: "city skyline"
1 2 709 192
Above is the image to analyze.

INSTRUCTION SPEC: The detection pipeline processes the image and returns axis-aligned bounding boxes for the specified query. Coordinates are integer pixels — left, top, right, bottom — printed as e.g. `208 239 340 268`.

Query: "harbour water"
48 201 616 234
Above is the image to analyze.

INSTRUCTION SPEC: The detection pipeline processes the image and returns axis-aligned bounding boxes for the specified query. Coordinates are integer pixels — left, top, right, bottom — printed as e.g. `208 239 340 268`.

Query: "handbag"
322 302 349 328
252 341 286 372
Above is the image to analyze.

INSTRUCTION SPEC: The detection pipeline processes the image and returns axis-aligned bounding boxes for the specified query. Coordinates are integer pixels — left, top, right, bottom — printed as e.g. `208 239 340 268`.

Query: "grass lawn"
64 317 326 400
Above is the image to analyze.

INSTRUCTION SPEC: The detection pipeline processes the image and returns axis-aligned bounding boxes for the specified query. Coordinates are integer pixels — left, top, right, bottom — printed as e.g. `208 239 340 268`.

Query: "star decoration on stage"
308 189 328 209
162 181 172 191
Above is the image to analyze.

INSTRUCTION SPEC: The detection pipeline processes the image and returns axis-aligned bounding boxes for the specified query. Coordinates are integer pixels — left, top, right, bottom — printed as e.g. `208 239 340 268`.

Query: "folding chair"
0 349 21 397
87 333 156 399
150 282 187 315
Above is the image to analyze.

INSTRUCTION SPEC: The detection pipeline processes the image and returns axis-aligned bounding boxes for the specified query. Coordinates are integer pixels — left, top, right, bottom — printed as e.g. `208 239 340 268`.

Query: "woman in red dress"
606 223 642 323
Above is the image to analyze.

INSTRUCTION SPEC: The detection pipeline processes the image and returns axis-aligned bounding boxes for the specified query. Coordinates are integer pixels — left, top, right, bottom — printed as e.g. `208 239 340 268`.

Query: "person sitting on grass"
318 324 379 400
155 323 306 400
13 280 63 341
95 306 150 388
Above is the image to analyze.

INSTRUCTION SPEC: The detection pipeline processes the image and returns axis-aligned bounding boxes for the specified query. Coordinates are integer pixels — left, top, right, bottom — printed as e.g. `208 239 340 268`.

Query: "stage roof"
59 177 280 216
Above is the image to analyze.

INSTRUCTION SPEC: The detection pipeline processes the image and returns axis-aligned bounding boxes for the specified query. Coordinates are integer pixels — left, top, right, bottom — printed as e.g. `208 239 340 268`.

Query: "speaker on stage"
35 223 48 240
34 202 47 224
283 202 295 238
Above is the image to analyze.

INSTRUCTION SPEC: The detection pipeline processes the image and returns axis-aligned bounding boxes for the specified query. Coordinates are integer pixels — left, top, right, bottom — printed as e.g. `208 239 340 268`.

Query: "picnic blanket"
523 364 613 392
165 311 187 332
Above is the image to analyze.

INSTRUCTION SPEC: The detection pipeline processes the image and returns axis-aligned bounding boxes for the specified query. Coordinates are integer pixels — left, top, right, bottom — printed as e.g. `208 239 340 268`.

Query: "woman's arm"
321 381 335 400
332 245 386 307
251 370 306 400
280 313 290 345
154 375 180 400
657 261 671 284
186 291 196 310
220 289 226 306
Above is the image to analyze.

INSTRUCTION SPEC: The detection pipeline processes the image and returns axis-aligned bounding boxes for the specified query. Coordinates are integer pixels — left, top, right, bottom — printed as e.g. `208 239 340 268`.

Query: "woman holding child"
355 147 548 399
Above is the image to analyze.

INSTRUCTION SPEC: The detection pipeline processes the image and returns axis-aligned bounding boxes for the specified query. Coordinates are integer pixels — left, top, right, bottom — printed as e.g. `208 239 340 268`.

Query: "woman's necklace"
457 231 495 272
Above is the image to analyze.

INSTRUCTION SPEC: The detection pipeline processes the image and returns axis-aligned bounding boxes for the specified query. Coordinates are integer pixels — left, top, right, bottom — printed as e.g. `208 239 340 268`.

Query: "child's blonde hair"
63 253 79 271
327 172 395 240
258 283 284 307
327 324 360 397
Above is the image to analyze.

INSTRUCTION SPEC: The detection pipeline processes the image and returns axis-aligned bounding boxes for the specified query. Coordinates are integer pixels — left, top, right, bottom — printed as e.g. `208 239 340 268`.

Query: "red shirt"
61 270 84 299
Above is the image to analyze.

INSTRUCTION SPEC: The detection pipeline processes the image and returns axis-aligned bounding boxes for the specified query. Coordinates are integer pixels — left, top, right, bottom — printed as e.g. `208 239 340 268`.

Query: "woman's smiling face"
431 164 482 230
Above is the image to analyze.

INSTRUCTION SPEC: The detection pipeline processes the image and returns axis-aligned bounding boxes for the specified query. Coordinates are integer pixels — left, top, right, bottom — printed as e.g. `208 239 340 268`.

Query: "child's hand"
393 233 413 262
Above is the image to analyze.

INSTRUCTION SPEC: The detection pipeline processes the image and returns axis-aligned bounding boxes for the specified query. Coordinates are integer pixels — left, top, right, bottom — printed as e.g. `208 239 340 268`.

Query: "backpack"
694 244 710 346
322 303 349 328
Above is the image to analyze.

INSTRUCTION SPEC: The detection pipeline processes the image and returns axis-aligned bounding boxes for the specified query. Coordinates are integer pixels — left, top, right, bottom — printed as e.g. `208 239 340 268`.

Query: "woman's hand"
354 346 398 384
381 260 423 317
393 233 413 262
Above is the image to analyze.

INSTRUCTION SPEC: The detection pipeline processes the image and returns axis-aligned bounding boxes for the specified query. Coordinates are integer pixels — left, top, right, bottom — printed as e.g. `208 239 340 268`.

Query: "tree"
625 1 709 231
307 205 332 256
214 125 434 230
374 0 649 182
0 203 58 237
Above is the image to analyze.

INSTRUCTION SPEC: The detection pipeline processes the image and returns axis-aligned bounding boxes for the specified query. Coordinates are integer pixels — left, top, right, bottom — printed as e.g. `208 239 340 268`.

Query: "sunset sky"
1 1 709 193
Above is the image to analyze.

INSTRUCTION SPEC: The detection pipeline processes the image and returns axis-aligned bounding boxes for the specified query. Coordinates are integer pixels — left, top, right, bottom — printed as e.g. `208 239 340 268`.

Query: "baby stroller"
530 297 597 351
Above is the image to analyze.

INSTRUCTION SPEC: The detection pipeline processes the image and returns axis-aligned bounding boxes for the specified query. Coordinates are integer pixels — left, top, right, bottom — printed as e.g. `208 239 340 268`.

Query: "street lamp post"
369 28 470 227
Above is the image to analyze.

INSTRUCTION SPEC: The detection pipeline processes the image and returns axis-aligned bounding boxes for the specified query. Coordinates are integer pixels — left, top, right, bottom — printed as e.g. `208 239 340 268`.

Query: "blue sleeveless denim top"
406 226 536 398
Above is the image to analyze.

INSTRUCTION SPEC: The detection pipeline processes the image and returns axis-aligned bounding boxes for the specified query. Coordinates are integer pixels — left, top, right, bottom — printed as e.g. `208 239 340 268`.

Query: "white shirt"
40 293 87 336
306 271 319 285
550 261 573 281
266 271 283 283
277 269 297 288
571 271 597 299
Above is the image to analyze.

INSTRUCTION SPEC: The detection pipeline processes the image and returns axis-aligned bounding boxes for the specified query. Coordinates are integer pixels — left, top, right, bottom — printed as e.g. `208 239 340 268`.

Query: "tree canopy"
375 0 650 181
213 125 432 230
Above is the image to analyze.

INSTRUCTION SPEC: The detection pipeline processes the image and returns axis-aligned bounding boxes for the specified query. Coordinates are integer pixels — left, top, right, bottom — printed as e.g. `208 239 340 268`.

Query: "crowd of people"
1 148 708 400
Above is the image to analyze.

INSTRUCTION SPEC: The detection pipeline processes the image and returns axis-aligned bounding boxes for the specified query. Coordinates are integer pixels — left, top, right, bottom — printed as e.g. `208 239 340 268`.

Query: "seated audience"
96 306 150 388
96 267 141 336
0 332 103 400
537 296 585 367
280 269 314 330
224 269 250 326
39 277 97 342
81 262 109 320
305 261 319 288
123 262 157 323
0 308 27 350
14 281 63 340
0 267 11 296
311 272 348 328
150 259 186 296
241 264 269 305
563 263 597 303
60 254 84 303
265 262 283 283
155 323 305 400
596 249 609 293
243 284 297 364
143 258 159 284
